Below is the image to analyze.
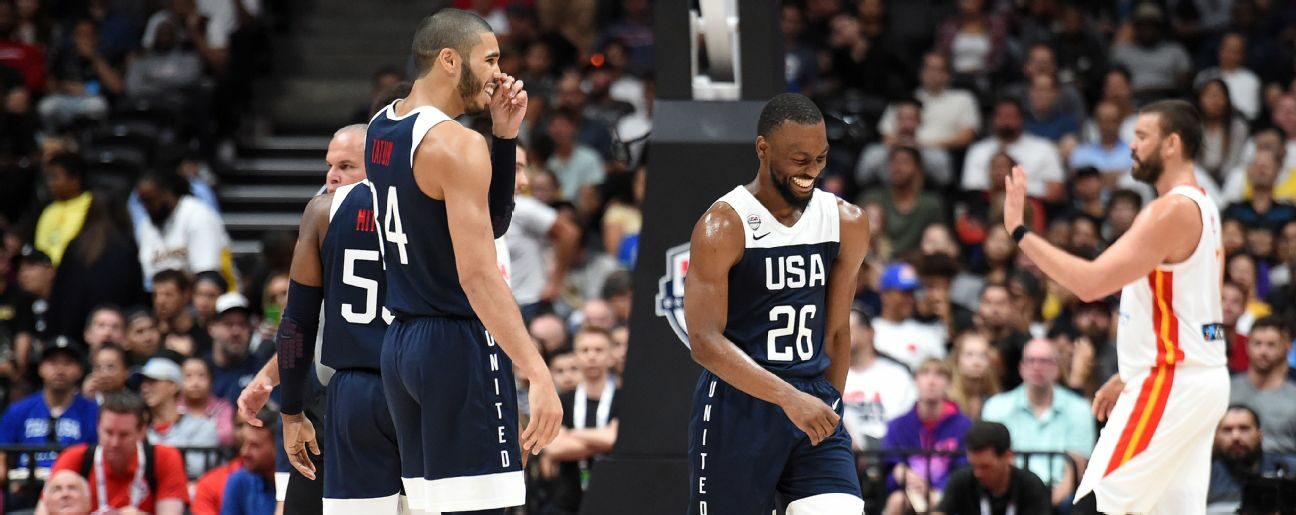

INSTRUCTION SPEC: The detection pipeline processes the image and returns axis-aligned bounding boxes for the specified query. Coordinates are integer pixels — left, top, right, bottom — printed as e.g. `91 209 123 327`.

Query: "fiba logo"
655 243 692 349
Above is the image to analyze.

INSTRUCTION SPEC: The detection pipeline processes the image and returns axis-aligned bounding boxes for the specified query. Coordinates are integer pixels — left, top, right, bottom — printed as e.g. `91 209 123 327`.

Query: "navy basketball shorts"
322 369 403 513
382 317 524 513
688 370 864 515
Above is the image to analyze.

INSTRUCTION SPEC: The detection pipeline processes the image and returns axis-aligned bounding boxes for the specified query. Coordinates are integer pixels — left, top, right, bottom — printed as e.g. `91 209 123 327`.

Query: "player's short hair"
964 421 1013 455
1139 99 1203 160
100 392 149 427
334 124 367 140
152 269 190 292
1224 404 1262 429
1249 316 1289 339
412 9 493 78
914 358 953 379
757 93 824 139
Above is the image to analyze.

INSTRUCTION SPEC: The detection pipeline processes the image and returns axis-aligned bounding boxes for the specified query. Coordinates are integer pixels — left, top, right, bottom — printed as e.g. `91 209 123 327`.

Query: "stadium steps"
222 135 329 259
231 0 449 255
259 0 449 133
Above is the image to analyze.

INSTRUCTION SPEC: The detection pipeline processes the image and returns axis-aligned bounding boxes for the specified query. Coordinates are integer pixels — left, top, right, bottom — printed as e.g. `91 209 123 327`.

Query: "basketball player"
684 93 868 514
366 9 561 514
272 121 403 512
238 124 374 514
1002 99 1227 514
238 112 522 514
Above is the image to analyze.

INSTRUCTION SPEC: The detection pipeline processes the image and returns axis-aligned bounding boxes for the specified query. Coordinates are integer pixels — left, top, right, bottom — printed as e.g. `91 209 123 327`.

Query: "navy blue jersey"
318 181 389 372
717 186 840 378
366 103 475 319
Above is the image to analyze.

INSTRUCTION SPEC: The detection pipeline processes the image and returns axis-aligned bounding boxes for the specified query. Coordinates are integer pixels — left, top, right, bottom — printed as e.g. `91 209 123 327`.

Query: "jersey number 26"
768 305 816 362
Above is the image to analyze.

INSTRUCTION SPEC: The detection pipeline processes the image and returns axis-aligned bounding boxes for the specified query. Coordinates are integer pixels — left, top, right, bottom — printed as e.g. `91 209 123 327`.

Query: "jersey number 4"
342 249 393 324
384 186 410 264
768 305 816 362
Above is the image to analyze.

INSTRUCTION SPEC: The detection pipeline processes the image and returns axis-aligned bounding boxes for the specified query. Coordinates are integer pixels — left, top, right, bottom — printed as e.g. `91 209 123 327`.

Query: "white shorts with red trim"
1075 365 1229 514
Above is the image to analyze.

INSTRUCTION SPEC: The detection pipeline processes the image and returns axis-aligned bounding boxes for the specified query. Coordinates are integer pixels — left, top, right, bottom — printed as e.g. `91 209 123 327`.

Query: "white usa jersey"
1115 185 1226 378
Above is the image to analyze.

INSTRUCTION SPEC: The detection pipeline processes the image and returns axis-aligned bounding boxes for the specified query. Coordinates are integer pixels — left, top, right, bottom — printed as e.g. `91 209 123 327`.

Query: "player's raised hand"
237 378 274 427
488 72 527 139
282 412 322 480
781 391 840 446
1003 165 1028 233
521 374 562 457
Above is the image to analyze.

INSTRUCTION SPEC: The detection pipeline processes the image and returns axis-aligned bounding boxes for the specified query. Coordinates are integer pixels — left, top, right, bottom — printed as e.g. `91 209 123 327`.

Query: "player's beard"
458 62 487 115
1131 143 1165 185
769 162 813 211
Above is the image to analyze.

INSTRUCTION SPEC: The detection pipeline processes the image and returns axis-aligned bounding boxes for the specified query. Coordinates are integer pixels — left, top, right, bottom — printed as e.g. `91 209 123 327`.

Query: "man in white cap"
136 356 218 477
207 293 267 406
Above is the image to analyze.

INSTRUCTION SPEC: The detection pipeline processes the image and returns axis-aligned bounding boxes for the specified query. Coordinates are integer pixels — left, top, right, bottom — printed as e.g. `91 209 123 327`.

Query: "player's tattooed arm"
685 202 840 446
823 199 870 394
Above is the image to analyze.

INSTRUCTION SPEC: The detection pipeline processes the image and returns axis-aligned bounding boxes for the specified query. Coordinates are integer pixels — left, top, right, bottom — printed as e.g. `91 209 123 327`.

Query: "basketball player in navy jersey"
239 80 523 514
684 93 869 514
366 9 561 515
272 128 405 513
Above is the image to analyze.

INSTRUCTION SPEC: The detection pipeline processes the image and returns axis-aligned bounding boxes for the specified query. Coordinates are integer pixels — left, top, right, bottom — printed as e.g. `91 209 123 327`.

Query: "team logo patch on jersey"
655 243 692 349
1202 323 1225 341
747 214 761 231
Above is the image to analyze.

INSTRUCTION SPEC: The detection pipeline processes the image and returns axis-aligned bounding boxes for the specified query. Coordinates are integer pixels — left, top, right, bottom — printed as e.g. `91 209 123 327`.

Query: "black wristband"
488 136 517 238
1011 224 1029 243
